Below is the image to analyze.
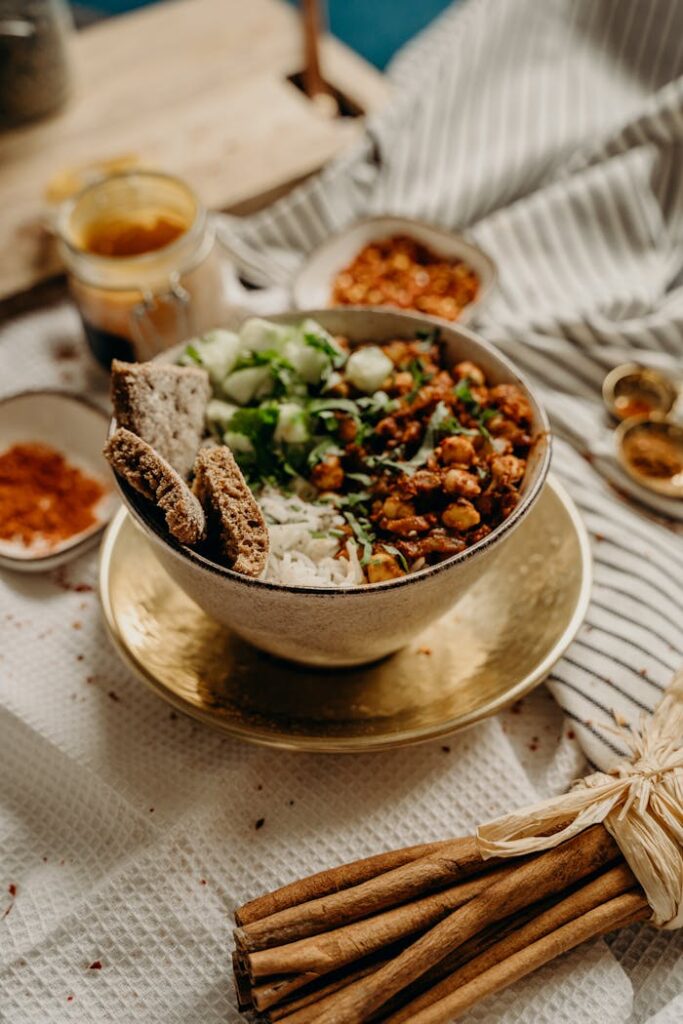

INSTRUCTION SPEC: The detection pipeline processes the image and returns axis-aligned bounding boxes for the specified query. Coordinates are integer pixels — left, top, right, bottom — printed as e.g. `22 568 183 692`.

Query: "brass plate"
99 476 591 752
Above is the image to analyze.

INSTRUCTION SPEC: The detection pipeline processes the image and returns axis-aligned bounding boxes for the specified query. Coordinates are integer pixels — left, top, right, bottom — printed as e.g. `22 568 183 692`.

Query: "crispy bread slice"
104 428 206 545
111 360 210 478
192 447 269 578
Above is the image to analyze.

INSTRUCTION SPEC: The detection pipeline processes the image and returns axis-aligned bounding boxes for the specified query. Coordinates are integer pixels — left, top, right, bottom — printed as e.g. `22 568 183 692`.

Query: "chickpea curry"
331 235 480 321
183 318 534 586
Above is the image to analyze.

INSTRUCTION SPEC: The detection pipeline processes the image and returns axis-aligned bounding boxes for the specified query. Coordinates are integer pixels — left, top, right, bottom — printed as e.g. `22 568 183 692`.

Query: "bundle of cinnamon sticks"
232 825 649 1022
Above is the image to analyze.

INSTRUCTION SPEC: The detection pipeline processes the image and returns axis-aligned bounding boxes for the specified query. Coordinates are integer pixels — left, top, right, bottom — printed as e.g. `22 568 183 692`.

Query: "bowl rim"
113 308 552 597
291 214 498 322
0 386 110 419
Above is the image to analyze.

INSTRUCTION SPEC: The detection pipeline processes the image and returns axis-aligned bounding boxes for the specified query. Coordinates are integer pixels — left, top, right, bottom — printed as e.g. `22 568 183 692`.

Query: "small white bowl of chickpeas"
292 216 497 324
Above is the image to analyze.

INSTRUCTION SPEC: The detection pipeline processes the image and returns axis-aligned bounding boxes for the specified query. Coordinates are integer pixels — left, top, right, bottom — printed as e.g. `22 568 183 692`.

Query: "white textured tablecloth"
2 0 683 1019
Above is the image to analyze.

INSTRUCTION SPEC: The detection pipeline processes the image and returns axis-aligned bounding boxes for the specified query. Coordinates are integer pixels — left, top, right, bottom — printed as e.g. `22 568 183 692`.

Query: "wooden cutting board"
0 0 389 302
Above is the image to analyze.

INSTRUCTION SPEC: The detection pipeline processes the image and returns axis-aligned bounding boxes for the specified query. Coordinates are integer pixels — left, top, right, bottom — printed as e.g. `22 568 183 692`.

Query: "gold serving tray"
99 476 591 752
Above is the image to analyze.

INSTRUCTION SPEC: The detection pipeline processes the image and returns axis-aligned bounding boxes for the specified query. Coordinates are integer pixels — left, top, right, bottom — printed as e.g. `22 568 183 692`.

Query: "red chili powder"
0 443 104 548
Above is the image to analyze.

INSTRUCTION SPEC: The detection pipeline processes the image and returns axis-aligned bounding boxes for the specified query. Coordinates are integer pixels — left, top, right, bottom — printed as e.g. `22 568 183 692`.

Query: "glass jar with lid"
57 171 226 365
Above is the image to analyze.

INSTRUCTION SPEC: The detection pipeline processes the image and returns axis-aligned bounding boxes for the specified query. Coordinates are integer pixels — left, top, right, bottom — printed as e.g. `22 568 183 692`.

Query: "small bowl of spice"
0 390 116 571
292 216 496 324
615 416 683 500
602 363 678 422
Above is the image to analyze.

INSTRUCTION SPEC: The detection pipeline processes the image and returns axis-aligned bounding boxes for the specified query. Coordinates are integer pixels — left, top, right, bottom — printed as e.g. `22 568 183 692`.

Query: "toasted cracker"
104 428 206 545
111 360 210 478
192 447 269 578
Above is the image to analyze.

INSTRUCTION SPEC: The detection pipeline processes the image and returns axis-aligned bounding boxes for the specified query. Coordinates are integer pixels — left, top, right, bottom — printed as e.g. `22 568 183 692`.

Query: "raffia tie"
477 682 683 929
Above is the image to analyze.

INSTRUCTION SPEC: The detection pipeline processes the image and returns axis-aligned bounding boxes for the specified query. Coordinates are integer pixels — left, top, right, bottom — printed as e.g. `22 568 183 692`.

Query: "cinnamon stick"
271 904 552 1024
267 957 391 1021
236 836 489 952
399 892 649 1024
302 826 620 1024
248 972 319 1013
232 952 252 1010
235 839 453 926
270 869 634 1024
383 862 638 1023
246 864 516 981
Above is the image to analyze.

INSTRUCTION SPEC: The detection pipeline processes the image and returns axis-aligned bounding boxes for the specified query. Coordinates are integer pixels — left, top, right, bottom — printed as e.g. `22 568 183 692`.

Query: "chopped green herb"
343 508 375 564
454 379 476 405
364 453 406 474
416 327 440 344
381 543 409 572
454 378 496 440
307 439 343 467
303 328 347 368
356 391 396 416
309 398 361 417
404 358 433 403
182 343 202 364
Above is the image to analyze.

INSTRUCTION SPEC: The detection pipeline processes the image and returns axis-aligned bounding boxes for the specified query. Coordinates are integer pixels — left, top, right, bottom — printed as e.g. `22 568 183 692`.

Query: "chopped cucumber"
345 346 393 394
223 365 273 404
239 317 293 353
283 338 328 385
206 398 239 433
180 329 241 386
274 402 310 444
223 430 254 453
300 319 347 364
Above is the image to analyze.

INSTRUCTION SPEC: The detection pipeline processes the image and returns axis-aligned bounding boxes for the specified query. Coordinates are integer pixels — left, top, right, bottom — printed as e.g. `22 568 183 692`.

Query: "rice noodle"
258 486 365 588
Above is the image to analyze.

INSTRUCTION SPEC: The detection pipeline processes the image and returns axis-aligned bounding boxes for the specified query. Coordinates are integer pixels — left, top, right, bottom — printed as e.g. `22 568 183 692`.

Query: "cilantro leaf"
182 343 202 364
307 439 343 467
381 543 409 572
454 378 496 440
303 328 347 368
346 471 373 486
454 379 476 406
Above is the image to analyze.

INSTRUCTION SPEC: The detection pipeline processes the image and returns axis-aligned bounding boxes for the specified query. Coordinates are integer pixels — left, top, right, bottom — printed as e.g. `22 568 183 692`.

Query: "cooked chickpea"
410 470 441 493
366 551 405 583
311 455 344 491
383 341 410 365
442 500 481 530
336 415 357 443
490 454 526 486
393 371 414 394
382 496 415 519
331 237 478 320
444 468 481 497
453 361 485 386
441 436 476 465
381 515 432 536
488 417 524 446
325 378 350 398
487 414 506 434
490 384 532 425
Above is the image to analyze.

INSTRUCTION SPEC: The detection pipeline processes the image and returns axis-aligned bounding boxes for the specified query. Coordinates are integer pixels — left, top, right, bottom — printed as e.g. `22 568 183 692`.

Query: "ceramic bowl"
615 415 683 499
0 390 117 572
292 216 497 324
602 363 678 421
112 308 551 667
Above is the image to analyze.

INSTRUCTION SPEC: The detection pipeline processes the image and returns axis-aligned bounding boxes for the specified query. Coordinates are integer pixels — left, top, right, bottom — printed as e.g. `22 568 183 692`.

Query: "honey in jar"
57 171 224 365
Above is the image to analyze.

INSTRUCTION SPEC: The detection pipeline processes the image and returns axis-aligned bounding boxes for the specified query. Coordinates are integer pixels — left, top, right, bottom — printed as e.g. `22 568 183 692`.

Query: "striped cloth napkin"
219 0 683 773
